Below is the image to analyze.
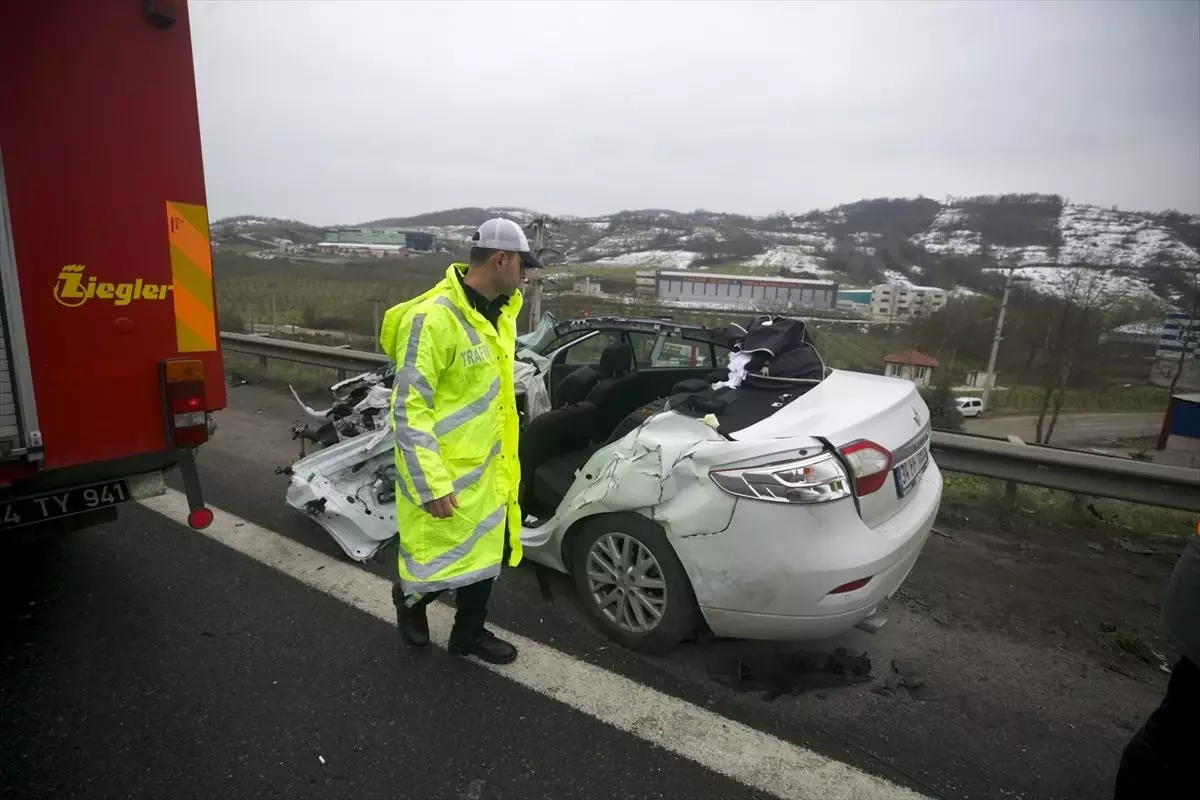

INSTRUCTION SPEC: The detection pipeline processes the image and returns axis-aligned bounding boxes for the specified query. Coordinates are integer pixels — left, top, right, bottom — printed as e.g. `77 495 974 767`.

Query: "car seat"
583 343 643 442
552 364 603 408
517 401 599 513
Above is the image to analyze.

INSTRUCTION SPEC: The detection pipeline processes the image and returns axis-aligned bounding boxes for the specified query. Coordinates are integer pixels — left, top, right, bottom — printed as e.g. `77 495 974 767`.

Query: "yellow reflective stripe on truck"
165 201 217 353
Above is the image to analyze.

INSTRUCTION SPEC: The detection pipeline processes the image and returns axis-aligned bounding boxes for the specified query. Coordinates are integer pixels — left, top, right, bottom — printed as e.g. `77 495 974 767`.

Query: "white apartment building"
870 283 947 322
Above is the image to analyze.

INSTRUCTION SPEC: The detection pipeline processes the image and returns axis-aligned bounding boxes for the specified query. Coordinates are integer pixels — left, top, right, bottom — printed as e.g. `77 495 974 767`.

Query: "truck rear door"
0 0 227 486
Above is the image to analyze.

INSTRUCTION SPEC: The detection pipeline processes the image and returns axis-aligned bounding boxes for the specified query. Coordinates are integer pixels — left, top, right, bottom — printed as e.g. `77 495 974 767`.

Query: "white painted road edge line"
140 489 929 800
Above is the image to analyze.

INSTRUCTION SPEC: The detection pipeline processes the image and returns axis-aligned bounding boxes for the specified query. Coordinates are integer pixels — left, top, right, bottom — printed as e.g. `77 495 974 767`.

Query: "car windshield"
517 311 559 353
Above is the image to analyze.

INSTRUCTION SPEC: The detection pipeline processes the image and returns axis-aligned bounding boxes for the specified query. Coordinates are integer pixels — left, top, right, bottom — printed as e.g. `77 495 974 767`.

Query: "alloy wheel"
585 532 668 634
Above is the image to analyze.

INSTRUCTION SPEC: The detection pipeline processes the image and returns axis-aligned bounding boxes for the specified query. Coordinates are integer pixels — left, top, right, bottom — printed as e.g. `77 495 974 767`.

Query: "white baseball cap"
470 218 545 269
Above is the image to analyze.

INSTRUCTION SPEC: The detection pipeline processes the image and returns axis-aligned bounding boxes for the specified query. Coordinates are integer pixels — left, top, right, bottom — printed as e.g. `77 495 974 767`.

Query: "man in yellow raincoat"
379 218 541 664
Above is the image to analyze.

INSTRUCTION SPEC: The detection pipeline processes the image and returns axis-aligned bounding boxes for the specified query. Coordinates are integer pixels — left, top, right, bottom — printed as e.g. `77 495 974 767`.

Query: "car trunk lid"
728 369 932 528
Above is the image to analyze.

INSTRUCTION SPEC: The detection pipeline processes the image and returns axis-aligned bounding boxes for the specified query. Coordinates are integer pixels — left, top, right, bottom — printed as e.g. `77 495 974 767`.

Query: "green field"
215 252 453 335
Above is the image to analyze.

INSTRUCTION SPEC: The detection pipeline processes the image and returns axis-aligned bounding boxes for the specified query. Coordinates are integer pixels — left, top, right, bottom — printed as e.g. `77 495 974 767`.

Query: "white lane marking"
140 489 928 800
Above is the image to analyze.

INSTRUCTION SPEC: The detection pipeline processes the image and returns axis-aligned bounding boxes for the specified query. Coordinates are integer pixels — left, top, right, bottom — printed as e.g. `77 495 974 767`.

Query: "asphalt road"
965 412 1162 445
1 384 1168 800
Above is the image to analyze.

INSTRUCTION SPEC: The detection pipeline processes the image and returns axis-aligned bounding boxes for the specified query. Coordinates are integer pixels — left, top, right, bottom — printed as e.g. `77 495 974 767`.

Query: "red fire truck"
0 0 224 535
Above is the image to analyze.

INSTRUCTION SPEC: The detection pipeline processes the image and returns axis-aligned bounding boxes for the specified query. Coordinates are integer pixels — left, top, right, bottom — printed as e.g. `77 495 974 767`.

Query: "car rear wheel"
571 514 699 654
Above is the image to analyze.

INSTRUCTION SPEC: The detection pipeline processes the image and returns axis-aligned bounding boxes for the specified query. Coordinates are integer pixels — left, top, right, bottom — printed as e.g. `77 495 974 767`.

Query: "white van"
955 396 984 418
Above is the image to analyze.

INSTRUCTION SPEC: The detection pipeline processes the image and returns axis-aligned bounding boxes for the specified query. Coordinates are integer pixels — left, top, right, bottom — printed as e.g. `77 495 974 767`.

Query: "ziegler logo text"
53 264 174 308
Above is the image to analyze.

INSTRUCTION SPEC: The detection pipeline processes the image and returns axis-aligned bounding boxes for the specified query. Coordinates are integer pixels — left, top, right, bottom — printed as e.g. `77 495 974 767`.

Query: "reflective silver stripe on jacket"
399 562 502 595
435 295 481 346
392 312 441 504
452 441 502 495
433 376 500 438
398 505 507 580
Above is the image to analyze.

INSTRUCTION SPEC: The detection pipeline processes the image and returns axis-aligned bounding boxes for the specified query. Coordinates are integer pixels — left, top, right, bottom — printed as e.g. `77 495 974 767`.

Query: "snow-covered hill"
217 195 1200 304
384 196 1197 304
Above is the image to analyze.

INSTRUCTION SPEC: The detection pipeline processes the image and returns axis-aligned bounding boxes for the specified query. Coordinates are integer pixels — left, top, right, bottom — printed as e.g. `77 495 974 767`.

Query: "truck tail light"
837 440 892 496
162 359 209 448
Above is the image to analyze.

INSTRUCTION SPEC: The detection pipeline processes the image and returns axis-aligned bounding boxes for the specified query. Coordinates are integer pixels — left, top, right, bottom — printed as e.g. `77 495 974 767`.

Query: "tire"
570 513 699 654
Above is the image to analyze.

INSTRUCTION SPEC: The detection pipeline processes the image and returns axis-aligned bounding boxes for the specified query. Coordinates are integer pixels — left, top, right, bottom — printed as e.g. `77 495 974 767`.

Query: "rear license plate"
893 447 930 499
0 480 131 531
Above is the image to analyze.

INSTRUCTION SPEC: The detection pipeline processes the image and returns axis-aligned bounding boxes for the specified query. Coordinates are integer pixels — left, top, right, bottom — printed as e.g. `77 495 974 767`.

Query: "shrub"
922 379 964 431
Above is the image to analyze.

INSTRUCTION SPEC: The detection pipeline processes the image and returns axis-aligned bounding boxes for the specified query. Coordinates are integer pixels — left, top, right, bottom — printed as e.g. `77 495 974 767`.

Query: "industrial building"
315 241 408 258
322 227 436 253
655 270 838 310
836 288 873 315
870 283 947 322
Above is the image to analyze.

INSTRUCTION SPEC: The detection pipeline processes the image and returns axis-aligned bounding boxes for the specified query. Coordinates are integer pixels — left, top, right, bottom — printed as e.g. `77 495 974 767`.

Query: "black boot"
392 583 430 648
398 603 430 648
448 628 518 665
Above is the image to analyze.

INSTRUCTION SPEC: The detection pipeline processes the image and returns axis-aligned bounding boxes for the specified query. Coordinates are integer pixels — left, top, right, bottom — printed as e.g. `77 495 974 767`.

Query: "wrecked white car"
285 314 942 654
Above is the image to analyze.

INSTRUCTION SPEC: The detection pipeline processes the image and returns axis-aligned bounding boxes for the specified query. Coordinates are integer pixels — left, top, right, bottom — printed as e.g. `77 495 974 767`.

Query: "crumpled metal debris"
710 646 873 701
287 357 552 449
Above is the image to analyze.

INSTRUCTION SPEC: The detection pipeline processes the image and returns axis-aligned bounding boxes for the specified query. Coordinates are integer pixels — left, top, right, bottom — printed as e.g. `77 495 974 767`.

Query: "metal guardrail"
930 431 1198 513
221 332 388 376
219 332 1200 513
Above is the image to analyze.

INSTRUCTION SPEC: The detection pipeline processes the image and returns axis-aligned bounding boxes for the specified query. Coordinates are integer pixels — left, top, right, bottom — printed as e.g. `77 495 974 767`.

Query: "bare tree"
1031 263 1125 444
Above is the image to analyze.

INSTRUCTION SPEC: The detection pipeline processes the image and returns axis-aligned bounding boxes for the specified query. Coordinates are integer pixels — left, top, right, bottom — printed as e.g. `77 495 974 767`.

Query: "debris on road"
709 646 872 701
1116 538 1155 555
871 659 927 697
1098 625 1163 669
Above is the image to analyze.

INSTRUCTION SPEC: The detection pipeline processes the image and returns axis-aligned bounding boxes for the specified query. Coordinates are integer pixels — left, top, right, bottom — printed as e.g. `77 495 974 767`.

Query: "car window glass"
666 336 712 367
563 332 616 365
624 332 660 366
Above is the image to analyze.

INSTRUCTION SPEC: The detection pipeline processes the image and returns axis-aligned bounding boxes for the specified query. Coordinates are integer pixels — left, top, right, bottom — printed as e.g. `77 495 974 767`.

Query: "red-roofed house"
883 349 940 388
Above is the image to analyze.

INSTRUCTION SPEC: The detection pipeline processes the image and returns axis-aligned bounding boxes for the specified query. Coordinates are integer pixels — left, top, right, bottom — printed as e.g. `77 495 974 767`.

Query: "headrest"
599 343 633 374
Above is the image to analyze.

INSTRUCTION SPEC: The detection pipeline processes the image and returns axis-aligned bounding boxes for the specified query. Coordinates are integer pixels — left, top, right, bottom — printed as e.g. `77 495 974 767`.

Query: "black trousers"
1114 654 1199 799
391 577 495 644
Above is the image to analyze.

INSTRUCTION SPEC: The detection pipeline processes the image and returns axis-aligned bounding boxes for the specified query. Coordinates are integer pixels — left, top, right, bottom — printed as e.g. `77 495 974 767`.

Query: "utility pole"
524 215 561 334
981 267 1029 412
368 296 383 353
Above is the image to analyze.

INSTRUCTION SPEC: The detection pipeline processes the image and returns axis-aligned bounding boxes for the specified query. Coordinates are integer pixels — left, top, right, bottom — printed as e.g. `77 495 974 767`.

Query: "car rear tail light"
710 452 852 504
162 359 210 448
838 440 892 496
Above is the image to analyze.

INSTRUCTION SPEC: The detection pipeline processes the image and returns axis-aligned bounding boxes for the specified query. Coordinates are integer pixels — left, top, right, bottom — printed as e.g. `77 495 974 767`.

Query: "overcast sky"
189 0 1200 224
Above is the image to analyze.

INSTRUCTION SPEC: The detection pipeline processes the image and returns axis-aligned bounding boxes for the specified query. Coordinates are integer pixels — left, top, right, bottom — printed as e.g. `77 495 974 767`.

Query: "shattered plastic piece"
701 413 720 429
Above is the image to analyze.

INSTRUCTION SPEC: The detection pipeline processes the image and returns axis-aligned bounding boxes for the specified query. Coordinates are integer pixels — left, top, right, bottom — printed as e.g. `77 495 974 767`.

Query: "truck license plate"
893 447 930 499
0 480 132 531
